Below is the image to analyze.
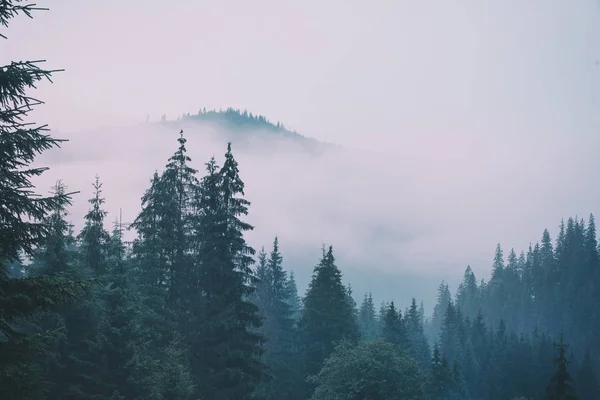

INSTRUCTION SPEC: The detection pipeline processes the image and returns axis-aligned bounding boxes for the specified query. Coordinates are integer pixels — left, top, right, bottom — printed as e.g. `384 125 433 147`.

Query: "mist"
30 111 600 310
5 0 600 307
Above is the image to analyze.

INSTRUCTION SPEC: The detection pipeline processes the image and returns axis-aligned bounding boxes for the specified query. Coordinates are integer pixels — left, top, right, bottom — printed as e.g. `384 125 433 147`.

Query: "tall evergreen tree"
258 237 299 399
298 246 359 395
78 175 110 277
456 265 479 319
381 301 407 349
285 270 302 321
546 335 579 400
428 343 453 400
406 297 430 368
358 292 378 341
193 146 265 399
428 281 452 342
0 4 90 397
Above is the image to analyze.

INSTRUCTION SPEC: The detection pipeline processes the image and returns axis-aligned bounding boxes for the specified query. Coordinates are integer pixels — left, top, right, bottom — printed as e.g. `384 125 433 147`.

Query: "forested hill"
159 107 333 154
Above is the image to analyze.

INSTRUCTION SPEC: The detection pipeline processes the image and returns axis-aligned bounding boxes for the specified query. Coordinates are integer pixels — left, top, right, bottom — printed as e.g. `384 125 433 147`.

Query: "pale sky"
5 0 599 150
3 1 600 306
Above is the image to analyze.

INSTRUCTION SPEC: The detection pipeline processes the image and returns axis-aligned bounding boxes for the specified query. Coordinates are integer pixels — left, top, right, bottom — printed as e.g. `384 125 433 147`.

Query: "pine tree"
251 247 270 318
25 181 82 397
101 217 158 399
381 301 407 349
456 265 479 319
193 145 266 399
256 237 299 399
285 270 302 321
546 335 579 400
159 130 199 308
358 292 378 341
428 343 453 400
406 297 430 368
130 171 167 292
129 171 177 352
429 281 452 342
52 177 115 398
0 4 90 397
298 246 359 395
78 175 110 277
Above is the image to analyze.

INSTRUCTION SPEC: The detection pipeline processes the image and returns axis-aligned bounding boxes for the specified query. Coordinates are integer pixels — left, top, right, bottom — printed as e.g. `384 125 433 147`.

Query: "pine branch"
0 1 48 39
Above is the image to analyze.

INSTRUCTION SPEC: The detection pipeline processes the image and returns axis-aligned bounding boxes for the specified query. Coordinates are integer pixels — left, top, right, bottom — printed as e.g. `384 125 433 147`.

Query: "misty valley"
3 2 600 400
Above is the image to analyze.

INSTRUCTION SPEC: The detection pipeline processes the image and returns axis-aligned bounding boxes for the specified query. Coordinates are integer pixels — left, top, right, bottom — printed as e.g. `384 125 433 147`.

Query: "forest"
2 3 600 400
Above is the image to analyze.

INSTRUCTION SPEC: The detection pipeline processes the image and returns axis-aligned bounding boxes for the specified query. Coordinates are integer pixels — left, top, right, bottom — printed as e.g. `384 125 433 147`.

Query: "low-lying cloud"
31 119 600 309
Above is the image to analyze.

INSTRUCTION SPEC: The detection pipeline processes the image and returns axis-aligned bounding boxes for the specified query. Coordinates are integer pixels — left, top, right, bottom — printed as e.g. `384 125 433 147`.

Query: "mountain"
162 107 335 155
36 108 454 312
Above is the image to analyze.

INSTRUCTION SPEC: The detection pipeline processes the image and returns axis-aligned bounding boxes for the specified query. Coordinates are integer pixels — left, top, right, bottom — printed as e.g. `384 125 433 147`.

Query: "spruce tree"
0 4 90 397
159 130 199 308
546 335 579 400
428 281 452 342
428 343 453 400
456 265 479 319
406 297 430 368
298 246 359 394
78 175 110 277
193 146 265 399
257 237 299 399
25 181 81 397
381 301 407 349
285 270 302 321
101 217 158 399
358 292 378 341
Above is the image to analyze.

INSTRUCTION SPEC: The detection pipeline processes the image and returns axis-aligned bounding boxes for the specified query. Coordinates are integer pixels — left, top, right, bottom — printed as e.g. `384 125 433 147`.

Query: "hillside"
160 107 334 155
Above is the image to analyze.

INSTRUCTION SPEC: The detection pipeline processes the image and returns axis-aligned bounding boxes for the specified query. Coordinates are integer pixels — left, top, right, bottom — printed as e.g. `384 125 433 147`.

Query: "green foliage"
358 292 378 341
380 301 407 349
298 245 359 396
3 6 600 400
310 340 424 400
546 335 579 400
0 3 91 398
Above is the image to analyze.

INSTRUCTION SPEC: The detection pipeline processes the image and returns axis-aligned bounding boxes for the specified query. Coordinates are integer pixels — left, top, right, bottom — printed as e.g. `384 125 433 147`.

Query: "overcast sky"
4 1 600 298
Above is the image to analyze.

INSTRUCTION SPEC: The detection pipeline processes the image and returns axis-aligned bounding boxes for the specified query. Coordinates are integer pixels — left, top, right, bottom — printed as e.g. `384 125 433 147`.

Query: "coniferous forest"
2 3 600 400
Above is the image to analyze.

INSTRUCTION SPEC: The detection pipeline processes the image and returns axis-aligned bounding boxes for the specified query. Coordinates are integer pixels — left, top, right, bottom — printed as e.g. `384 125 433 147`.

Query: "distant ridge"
159 107 336 154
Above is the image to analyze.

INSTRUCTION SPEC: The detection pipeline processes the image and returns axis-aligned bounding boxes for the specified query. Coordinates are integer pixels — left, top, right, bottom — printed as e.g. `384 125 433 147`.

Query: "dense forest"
2 3 600 400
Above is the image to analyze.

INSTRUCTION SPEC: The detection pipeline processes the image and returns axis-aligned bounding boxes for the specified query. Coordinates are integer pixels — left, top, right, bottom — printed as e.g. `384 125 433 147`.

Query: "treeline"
170 107 294 134
4 127 599 399
2 3 600 400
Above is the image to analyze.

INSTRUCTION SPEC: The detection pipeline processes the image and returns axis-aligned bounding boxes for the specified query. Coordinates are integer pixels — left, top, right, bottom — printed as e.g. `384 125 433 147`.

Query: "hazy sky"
4 0 599 149
4 1 600 302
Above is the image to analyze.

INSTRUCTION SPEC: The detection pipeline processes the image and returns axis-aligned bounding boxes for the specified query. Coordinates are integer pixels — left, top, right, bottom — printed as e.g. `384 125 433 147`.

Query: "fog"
5 0 600 308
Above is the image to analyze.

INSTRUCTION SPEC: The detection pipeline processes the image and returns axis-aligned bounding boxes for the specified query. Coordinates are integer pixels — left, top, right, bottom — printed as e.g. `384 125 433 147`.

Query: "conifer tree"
130 171 167 292
285 270 302 321
100 217 158 399
0 4 90 397
456 265 479 319
381 301 407 349
546 335 579 400
25 181 82 397
406 297 430 368
251 247 269 318
256 237 299 399
429 281 452 342
159 130 199 308
428 343 453 400
298 246 359 394
193 146 265 399
358 292 378 341
78 175 110 277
